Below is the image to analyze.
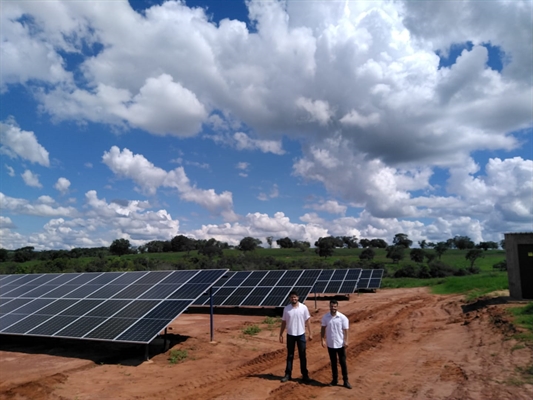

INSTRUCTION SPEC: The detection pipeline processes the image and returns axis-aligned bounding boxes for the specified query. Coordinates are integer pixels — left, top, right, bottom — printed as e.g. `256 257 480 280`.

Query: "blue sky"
1 0 532 250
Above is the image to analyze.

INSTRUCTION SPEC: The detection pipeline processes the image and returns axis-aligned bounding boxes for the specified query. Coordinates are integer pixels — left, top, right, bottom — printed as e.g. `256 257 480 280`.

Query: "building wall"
505 232 533 300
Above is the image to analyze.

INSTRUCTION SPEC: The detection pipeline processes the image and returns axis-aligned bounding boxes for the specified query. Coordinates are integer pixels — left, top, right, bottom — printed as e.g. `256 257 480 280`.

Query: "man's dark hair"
289 291 298 297
329 300 338 305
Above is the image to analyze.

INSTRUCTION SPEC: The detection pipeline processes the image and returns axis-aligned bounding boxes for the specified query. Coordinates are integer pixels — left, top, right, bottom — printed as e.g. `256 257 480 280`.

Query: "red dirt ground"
0 287 532 400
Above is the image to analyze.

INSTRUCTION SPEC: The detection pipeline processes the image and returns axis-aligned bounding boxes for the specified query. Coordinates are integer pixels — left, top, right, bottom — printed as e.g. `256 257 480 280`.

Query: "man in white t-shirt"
321 299 351 389
279 291 313 383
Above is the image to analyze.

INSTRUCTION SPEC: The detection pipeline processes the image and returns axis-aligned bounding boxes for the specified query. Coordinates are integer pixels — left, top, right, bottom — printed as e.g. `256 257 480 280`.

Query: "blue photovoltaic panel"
312 269 383 294
195 269 322 308
357 269 384 290
0 269 227 344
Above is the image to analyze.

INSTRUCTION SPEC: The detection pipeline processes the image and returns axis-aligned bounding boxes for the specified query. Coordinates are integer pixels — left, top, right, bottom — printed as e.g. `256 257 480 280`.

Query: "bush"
242 324 261 335
428 261 456 278
493 260 507 271
168 349 188 364
393 264 418 278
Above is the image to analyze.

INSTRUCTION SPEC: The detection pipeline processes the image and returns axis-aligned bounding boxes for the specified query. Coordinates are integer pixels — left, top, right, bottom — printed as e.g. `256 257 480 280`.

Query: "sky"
0 0 532 251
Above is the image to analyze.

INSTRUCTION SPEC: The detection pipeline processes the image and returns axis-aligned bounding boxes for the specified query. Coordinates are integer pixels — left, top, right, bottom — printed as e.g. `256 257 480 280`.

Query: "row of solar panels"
0 270 227 344
0 269 383 344
193 268 384 307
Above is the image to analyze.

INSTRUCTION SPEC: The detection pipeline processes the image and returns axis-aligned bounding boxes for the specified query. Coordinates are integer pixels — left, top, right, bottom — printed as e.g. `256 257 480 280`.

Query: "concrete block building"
504 232 533 300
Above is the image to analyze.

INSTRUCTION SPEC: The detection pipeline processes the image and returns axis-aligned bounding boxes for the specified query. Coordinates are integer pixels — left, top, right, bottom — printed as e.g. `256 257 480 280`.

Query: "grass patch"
508 302 533 340
263 316 280 327
242 324 261 336
430 272 508 301
168 349 188 364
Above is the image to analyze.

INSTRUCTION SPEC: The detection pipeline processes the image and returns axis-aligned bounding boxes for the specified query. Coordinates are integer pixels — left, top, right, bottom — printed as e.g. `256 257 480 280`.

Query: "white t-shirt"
282 302 311 336
321 311 349 349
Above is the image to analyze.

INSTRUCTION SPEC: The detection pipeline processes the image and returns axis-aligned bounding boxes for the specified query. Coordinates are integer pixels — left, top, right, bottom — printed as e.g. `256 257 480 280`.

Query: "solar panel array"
0 270 226 344
312 269 384 294
194 269 322 307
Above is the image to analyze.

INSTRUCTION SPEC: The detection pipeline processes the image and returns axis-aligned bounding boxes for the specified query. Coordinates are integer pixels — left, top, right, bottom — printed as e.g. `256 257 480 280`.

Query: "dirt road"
1 287 532 400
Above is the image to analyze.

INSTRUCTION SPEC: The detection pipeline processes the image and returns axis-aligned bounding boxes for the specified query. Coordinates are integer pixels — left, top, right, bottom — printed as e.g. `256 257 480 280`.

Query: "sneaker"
281 375 291 383
343 381 352 389
328 380 338 386
302 376 312 384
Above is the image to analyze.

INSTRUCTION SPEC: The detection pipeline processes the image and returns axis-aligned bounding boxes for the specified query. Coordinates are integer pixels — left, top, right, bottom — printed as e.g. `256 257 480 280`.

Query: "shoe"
343 381 352 389
328 380 338 386
281 375 291 383
302 376 312 384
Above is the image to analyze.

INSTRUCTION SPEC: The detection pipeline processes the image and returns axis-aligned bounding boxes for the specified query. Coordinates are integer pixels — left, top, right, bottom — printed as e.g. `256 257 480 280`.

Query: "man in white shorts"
321 299 352 389
279 291 313 383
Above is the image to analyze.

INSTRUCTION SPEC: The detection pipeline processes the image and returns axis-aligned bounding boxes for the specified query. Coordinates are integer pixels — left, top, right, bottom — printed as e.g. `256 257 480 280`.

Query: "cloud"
305 200 347 216
54 177 71 194
233 132 285 155
257 184 279 201
3 0 529 164
0 0 531 249
0 192 77 217
188 211 329 246
21 170 42 188
4 164 15 177
102 146 237 220
0 120 50 166
295 97 333 125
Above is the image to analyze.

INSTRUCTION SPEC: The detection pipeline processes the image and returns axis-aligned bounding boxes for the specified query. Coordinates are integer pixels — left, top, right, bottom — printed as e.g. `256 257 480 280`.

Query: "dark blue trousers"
327 346 348 382
285 334 308 378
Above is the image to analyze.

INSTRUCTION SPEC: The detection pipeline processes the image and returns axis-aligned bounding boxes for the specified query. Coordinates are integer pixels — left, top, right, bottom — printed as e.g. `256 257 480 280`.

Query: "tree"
434 242 448 260
110 239 131 256
453 235 475 250
370 238 388 248
393 233 413 248
359 239 371 248
386 245 405 263
418 240 428 249
13 246 35 262
293 240 310 252
359 248 375 261
340 236 358 248
276 237 294 249
0 248 9 262
198 238 223 259
410 248 425 263
314 237 336 258
144 240 166 253
499 239 506 250
465 249 483 268
266 236 273 248
476 241 499 251
171 235 194 253
238 237 262 252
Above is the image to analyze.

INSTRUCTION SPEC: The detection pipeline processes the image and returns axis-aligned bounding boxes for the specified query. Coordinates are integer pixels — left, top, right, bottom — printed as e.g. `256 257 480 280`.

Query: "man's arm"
343 329 349 347
320 326 326 348
306 317 313 340
279 320 286 343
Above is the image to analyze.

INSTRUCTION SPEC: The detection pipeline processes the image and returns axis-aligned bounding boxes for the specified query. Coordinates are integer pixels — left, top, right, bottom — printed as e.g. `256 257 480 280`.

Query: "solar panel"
312 269 384 293
312 269 361 294
194 269 322 308
0 269 227 344
358 269 384 290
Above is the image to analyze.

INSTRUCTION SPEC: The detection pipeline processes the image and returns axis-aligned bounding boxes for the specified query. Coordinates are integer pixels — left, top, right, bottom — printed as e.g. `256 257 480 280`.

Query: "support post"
314 285 317 311
144 344 149 361
209 286 214 342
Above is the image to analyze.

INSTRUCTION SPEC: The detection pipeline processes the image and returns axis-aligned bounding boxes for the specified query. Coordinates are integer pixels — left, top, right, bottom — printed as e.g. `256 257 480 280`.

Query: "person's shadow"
250 374 327 386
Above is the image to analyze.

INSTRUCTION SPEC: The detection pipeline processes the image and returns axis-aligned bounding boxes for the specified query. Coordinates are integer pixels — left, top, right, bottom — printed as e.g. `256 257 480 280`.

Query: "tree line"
0 234 504 265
